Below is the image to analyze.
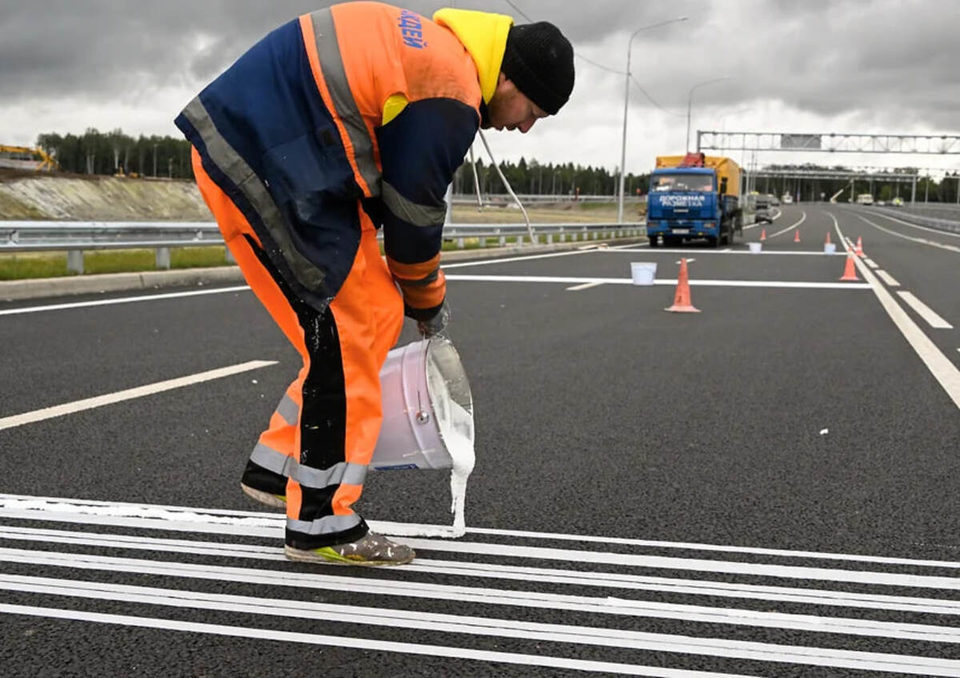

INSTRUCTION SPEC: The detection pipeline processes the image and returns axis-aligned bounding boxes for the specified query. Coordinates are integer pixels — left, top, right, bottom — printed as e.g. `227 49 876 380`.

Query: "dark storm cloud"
1 0 957 131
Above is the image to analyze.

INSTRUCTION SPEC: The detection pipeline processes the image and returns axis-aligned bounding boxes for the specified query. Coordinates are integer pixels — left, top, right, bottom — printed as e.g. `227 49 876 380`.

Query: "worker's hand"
416 300 449 339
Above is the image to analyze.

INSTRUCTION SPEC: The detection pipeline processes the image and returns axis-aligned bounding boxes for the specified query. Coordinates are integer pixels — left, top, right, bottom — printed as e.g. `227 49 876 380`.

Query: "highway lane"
1 203 959 676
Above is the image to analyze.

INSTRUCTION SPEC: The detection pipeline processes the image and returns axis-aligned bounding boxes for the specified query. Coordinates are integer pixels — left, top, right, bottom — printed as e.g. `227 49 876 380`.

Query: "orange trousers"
192 149 403 548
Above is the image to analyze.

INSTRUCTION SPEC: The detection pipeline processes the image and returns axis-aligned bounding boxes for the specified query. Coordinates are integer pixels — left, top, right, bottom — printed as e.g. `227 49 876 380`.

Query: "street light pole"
685 77 730 152
617 16 687 224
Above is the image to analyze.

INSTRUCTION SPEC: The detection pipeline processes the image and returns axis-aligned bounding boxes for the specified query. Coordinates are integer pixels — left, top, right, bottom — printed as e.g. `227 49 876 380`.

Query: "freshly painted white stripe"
6 519 960 592
829 213 960 411
398 539 960 591
765 212 806 239
446 274 870 290
0 285 250 317
0 604 693 677
863 258 880 269
874 270 900 287
566 281 604 291
5 493 960 570
5 525 960 616
6 574 960 667
897 291 953 329
0 361 277 432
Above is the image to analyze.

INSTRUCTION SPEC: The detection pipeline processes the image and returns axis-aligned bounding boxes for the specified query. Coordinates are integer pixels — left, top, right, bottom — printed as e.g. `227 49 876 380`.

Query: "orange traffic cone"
855 236 864 257
793 230 801 243
825 232 832 245
665 258 700 313
760 228 767 241
839 253 859 281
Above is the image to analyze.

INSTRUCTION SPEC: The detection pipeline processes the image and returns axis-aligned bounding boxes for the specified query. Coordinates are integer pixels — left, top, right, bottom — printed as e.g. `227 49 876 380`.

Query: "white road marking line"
0 604 692 678
855 213 960 253
442 248 595 269
862 209 960 240
863 258 880 269
604 249 843 256
6 525 960 616
566 281 604 291
764 211 806 239
897 291 953 329
446 274 870 290
9 493 960 570
5 572 960 663
874 270 900 287
3 518 959 591
0 361 277 432
829 213 960 411
0 285 250 316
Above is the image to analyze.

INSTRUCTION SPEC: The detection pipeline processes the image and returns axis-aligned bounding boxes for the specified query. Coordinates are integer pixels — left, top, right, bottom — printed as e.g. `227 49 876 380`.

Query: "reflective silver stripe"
382 181 446 227
276 394 299 426
307 9 381 196
249 443 367 489
296 460 368 489
397 266 440 287
181 97 328 295
249 442 297 477
288 513 362 535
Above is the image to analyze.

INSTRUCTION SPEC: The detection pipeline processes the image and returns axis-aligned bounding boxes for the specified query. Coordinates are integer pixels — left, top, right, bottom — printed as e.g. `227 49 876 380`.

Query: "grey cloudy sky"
2 0 958 175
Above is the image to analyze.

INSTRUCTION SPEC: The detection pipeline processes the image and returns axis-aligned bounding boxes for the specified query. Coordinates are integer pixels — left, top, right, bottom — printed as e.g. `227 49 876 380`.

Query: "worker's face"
484 74 548 133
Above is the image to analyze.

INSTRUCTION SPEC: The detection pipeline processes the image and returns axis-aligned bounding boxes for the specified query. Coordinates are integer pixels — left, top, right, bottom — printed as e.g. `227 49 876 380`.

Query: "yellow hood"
433 8 513 104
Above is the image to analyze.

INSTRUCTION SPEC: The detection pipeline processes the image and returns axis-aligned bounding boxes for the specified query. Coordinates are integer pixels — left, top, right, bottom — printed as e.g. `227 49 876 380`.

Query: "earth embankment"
0 170 209 221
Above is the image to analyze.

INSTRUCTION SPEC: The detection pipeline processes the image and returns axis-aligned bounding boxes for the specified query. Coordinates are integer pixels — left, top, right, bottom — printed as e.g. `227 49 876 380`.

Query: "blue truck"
646 153 742 248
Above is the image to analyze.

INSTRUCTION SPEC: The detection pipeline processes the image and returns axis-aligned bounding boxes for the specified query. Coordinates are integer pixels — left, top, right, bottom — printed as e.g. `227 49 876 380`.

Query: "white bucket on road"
824 243 837 254
371 337 476 537
630 262 657 285
371 337 474 471
748 242 762 254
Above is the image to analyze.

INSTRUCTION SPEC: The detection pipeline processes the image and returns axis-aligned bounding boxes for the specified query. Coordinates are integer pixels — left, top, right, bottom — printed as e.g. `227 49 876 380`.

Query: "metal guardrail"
0 220 645 274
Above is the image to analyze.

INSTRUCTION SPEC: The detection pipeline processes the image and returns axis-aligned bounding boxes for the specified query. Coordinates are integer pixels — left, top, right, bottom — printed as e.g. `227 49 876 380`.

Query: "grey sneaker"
284 532 415 566
240 482 286 509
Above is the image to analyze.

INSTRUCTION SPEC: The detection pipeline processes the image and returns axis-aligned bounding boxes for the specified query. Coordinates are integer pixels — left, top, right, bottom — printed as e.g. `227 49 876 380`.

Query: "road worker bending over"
176 2 574 566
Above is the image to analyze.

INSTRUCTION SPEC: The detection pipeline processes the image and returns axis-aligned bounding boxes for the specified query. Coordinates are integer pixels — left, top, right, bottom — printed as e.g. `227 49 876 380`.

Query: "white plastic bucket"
824 243 837 254
630 262 657 285
748 242 762 253
370 338 474 471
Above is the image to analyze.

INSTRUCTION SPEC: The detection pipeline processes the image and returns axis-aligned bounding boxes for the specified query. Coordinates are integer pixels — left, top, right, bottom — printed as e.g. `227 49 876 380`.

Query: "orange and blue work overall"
176 3 513 550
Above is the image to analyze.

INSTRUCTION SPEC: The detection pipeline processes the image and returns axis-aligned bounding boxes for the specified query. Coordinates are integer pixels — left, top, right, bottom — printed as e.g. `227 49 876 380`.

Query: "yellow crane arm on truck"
0 144 59 171
655 154 741 197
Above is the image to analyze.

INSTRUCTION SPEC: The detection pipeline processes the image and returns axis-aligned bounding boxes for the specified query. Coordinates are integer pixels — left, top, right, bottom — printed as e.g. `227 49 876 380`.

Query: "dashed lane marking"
829 213 960 411
897 291 953 329
566 281 604 291
874 270 900 287
0 361 277 432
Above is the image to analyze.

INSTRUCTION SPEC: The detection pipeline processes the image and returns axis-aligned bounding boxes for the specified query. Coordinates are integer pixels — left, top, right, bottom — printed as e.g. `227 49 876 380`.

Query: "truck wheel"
648 236 659 247
709 236 720 248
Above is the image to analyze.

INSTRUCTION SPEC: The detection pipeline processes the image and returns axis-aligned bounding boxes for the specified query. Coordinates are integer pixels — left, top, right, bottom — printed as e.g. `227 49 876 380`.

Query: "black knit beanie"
500 21 574 116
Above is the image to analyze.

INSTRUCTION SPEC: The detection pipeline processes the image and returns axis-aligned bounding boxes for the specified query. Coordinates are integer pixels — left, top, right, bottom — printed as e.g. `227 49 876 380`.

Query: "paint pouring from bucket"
370 338 475 538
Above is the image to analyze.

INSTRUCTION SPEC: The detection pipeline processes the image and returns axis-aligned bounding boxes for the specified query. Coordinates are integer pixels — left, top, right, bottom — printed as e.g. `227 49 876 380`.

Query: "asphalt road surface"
1 204 959 676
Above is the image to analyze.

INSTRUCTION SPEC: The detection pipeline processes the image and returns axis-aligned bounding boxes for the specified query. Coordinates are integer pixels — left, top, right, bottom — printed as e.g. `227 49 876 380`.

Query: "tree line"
36 129 193 179
32 129 958 202
32 128 648 196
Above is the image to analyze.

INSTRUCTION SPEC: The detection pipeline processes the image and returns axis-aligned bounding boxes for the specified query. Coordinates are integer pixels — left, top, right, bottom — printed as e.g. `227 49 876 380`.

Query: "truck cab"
646 154 742 248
